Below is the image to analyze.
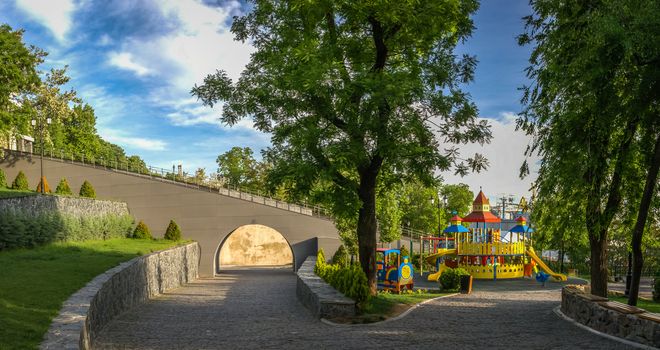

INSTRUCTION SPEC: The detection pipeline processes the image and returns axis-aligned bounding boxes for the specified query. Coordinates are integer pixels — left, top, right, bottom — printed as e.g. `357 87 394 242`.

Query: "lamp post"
31 116 51 193
432 193 448 236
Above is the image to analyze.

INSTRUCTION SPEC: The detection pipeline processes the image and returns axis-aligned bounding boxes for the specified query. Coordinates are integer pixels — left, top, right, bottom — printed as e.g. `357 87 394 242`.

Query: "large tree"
216 146 259 188
519 0 659 297
193 0 490 293
0 24 44 138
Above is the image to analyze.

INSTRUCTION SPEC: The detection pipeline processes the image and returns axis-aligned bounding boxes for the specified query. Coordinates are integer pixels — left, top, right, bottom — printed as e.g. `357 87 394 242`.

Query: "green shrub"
400 245 410 259
131 221 152 239
164 220 182 241
11 171 29 190
0 211 134 250
314 249 370 303
55 178 73 195
0 168 6 188
653 277 660 302
439 267 470 291
79 180 96 198
332 245 349 267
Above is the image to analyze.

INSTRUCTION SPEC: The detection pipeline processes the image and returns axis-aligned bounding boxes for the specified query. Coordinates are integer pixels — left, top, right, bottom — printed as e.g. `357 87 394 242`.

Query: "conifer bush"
36 177 51 193
55 178 73 195
79 180 96 198
0 168 6 188
131 221 152 239
11 171 29 190
332 245 349 267
164 219 182 241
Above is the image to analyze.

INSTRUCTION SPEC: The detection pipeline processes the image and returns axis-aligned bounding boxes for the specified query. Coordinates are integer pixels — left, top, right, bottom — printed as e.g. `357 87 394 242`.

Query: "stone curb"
296 257 356 318
39 242 200 350
553 306 658 350
320 293 460 327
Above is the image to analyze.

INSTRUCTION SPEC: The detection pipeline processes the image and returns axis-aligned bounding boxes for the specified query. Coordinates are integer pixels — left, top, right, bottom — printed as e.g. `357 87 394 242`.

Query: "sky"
0 0 539 203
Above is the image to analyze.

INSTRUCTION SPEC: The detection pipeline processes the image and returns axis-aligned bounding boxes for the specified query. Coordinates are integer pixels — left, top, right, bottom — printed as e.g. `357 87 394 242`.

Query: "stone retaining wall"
296 257 355 319
40 242 200 350
561 285 659 347
0 195 128 217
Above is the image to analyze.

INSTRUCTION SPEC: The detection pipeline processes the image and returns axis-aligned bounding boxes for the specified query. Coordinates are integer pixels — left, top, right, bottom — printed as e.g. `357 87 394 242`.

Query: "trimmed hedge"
55 178 73 195
314 250 370 303
439 267 470 291
12 171 29 190
0 212 134 250
164 219 181 241
131 221 152 239
79 180 96 199
36 177 51 193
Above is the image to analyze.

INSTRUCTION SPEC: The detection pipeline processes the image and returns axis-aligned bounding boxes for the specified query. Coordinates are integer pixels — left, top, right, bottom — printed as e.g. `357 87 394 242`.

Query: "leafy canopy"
193 0 491 219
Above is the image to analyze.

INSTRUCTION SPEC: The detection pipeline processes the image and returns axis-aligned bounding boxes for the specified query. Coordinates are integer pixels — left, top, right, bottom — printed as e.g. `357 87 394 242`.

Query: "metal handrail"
2 147 332 219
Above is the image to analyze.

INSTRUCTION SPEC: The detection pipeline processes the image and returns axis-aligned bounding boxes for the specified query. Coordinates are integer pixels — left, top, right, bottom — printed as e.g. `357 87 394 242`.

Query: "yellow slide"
425 249 457 282
526 247 567 282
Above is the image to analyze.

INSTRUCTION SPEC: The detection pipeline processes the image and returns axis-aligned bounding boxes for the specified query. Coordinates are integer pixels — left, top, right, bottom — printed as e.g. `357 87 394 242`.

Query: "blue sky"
0 0 538 201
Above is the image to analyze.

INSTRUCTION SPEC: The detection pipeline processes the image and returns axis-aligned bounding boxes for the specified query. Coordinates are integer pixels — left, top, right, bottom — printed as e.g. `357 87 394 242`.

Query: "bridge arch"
214 224 294 273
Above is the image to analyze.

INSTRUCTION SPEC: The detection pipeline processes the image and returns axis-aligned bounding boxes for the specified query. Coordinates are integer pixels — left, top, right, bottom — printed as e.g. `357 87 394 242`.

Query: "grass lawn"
332 290 454 324
0 187 38 199
608 295 660 313
0 238 182 350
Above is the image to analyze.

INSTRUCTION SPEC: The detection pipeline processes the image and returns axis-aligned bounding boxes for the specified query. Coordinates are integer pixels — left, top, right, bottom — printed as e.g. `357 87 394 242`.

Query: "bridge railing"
1 147 331 219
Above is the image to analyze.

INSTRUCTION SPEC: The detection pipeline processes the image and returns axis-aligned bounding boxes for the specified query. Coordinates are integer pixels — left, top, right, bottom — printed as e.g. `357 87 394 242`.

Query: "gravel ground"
94 267 634 350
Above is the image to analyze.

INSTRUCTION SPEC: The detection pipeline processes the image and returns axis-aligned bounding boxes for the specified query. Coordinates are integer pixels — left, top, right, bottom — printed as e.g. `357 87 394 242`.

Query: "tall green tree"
0 24 44 139
519 0 659 297
216 146 259 188
376 187 402 243
440 183 473 220
193 0 490 293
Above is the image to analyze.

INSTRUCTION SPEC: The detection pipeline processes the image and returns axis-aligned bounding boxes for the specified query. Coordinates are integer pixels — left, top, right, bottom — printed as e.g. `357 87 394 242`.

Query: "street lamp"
31 116 51 193
431 193 448 236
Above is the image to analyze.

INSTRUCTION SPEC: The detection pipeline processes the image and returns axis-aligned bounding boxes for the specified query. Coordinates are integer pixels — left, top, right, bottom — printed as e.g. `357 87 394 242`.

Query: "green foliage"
55 178 73 195
216 147 260 188
0 169 6 188
0 238 179 350
399 246 410 260
653 277 660 302
78 180 96 199
11 171 29 190
519 0 660 296
376 188 402 243
315 254 370 303
164 220 182 241
440 183 474 219
192 1 491 290
438 267 470 291
0 211 134 250
131 221 152 240
331 245 349 267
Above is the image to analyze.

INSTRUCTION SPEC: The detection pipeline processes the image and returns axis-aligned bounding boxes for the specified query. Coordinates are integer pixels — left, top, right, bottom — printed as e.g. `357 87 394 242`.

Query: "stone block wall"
0 195 129 217
40 242 200 350
296 257 356 319
561 285 659 347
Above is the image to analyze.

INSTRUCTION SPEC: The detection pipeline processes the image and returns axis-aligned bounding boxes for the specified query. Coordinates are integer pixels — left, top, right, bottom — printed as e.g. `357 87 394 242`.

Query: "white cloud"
98 34 112 46
106 0 253 127
101 129 167 151
438 112 539 201
15 0 75 41
108 52 153 77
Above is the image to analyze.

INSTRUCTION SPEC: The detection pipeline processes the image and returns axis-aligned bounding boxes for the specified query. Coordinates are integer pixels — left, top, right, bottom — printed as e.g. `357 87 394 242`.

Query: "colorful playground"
377 189 567 292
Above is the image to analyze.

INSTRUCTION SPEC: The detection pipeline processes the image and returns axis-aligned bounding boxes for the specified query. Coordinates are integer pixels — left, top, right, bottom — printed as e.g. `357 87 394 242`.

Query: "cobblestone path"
94 267 633 349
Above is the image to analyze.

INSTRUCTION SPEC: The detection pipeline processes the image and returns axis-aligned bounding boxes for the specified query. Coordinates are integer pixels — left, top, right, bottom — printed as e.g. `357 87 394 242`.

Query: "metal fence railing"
2 147 332 219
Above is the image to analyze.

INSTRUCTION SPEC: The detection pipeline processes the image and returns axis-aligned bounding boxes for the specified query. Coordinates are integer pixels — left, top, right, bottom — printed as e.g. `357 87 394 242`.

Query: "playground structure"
376 248 414 292
424 190 567 282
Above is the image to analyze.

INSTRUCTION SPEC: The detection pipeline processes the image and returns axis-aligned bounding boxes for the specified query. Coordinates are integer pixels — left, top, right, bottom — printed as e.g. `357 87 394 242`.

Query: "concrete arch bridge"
0 150 340 277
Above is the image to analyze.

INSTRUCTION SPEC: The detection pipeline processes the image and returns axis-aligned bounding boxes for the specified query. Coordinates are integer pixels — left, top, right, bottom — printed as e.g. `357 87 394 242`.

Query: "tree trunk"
589 235 608 297
357 166 379 295
628 132 660 305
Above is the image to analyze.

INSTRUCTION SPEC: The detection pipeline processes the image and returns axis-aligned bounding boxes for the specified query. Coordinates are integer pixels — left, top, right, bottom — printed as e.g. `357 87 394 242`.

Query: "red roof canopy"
516 216 526 222
473 190 490 205
450 215 462 221
462 211 502 223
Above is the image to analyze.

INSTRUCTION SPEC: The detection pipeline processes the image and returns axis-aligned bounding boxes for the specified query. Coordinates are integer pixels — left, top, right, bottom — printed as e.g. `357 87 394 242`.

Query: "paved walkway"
95 267 634 349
